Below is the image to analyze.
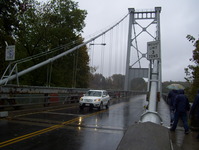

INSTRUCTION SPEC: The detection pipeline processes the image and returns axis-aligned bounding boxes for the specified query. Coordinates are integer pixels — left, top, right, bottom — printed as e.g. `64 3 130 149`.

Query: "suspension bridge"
0 7 198 150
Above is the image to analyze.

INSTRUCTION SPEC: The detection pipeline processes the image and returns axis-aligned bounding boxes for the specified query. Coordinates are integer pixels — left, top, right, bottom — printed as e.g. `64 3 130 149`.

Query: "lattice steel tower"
124 7 162 94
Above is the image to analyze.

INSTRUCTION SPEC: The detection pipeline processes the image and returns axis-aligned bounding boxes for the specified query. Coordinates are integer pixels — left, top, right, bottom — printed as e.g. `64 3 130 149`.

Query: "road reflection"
77 95 146 150
0 95 147 150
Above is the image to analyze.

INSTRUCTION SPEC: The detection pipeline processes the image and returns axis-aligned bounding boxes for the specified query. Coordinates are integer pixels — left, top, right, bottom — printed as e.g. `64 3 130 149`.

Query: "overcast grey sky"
41 0 199 82
75 0 199 82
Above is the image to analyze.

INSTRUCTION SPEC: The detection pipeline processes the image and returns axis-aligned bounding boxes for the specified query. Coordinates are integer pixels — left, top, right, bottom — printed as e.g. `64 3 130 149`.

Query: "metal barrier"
0 85 87 109
0 85 144 109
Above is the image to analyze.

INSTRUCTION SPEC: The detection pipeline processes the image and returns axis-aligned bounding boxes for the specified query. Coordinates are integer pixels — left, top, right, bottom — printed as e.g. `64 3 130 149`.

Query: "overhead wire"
120 18 125 75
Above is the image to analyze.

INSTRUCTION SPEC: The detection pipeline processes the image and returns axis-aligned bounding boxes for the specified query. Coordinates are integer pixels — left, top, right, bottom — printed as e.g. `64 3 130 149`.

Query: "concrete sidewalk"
159 98 199 150
117 98 199 150
170 127 199 150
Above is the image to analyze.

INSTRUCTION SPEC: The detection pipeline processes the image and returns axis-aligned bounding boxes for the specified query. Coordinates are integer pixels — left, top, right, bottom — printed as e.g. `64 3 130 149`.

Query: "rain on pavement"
0 95 146 150
1 95 199 150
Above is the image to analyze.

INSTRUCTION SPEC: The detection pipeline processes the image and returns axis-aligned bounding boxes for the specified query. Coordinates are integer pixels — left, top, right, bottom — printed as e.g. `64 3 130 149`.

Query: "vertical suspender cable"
100 34 105 75
72 50 79 88
119 20 123 74
75 50 78 87
91 40 95 68
108 29 113 77
0 13 129 85
48 62 53 87
72 52 76 87
114 25 118 74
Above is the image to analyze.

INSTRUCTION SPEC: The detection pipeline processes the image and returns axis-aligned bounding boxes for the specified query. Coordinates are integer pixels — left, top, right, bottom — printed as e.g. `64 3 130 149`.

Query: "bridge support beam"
124 8 134 91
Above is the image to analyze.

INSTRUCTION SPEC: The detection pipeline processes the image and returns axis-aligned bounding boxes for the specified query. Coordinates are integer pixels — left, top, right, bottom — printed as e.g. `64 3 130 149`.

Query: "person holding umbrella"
167 84 185 126
170 89 190 134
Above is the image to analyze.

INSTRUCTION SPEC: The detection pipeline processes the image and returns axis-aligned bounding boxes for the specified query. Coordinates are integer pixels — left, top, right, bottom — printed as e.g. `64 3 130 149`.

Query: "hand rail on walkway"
139 60 163 125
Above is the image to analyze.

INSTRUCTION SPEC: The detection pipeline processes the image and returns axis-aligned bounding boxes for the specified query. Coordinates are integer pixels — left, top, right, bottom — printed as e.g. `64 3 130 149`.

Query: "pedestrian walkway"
158 98 199 150
170 127 199 150
117 98 199 150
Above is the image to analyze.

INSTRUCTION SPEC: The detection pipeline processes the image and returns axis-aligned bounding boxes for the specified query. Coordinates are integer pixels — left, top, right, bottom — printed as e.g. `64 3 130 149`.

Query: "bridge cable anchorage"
0 13 129 85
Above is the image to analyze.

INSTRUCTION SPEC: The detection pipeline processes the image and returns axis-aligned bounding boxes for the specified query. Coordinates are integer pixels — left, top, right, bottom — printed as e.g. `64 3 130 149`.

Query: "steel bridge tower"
124 7 162 96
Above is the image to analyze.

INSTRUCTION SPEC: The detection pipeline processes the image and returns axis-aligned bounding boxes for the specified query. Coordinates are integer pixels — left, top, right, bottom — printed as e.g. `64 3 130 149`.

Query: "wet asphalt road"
0 95 146 150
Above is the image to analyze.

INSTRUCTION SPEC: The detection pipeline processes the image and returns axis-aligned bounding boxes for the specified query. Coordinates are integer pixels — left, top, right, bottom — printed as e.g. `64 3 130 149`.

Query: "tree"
13 0 89 87
0 0 21 75
89 73 106 89
88 74 125 90
131 78 147 91
111 74 125 90
185 35 199 100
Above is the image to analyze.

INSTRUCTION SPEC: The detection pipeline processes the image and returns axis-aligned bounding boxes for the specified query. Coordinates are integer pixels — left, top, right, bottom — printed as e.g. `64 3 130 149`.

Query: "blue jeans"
171 111 189 132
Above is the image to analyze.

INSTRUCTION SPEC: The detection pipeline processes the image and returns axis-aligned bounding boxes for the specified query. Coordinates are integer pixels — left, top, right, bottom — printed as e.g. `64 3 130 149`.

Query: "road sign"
5 45 15 61
147 41 160 60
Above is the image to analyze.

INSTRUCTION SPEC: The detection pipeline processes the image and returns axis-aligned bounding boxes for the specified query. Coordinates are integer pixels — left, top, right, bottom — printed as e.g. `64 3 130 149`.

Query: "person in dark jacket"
190 90 199 139
168 90 178 126
170 90 190 134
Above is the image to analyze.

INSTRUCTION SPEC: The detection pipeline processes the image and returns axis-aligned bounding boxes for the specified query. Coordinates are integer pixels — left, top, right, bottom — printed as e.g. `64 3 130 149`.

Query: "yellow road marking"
13 105 77 117
0 108 108 148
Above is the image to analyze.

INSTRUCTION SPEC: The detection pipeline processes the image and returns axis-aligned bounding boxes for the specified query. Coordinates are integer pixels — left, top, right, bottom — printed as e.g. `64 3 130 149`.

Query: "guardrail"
0 85 88 109
162 93 168 103
0 85 147 109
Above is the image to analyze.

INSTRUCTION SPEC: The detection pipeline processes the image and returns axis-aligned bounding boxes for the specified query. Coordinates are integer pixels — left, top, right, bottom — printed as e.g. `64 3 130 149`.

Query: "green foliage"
89 73 106 89
111 74 125 90
130 78 147 91
0 0 21 75
186 35 196 43
0 0 89 88
89 74 146 91
185 35 199 101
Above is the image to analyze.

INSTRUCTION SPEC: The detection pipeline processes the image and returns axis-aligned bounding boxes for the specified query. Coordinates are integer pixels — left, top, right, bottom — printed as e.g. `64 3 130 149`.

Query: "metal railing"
0 85 143 109
140 60 163 124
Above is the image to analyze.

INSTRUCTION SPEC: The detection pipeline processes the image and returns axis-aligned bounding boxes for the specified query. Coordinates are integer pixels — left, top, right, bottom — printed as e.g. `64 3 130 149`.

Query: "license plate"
85 104 90 106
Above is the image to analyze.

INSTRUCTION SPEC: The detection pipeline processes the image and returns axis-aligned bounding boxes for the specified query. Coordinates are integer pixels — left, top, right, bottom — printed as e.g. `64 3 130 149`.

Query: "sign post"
147 41 160 60
5 45 15 61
